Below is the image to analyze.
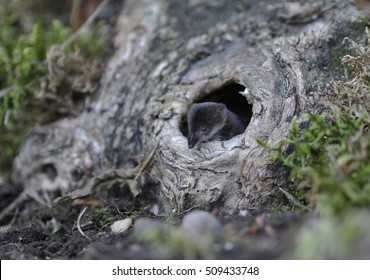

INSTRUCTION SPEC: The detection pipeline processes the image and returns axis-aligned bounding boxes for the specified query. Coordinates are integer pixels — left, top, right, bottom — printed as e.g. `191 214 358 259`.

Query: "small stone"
181 210 223 238
238 209 249 217
224 242 234 251
111 218 132 234
150 204 160 216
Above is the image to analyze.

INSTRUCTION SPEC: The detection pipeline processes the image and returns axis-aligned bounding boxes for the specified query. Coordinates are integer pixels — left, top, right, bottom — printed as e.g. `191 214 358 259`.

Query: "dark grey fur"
187 102 245 149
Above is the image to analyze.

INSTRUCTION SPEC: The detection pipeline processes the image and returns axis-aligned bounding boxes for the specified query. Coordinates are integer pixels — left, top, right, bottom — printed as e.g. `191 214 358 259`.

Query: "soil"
0 180 307 259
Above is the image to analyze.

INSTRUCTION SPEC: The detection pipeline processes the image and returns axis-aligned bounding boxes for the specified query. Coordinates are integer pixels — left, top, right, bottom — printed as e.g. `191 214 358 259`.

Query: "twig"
62 0 110 50
134 142 159 181
0 190 28 222
0 189 50 223
0 86 13 99
3 109 11 127
77 207 92 242
179 204 202 215
0 209 18 234
278 187 312 211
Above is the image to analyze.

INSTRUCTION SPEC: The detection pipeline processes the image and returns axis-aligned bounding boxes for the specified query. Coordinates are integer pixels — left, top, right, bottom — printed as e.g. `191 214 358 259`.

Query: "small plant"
0 5 108 175
0 18 108 126
259 26 370 215
295 211 361 259
260 112 370 215
90 208 117 228
134 225 213 259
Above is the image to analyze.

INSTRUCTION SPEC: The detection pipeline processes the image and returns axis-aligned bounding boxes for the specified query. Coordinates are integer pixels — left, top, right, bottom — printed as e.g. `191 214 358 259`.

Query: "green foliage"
260 113 370 215
0 6 108 175
134 225 212 259
259 27 370 215
90 208 117 228
0 16 108 127
1 20 56 125
295 211 362 259
72 21 109 58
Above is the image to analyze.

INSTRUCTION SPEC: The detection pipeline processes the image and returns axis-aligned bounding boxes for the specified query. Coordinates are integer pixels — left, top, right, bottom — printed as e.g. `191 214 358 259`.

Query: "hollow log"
12 0 362 214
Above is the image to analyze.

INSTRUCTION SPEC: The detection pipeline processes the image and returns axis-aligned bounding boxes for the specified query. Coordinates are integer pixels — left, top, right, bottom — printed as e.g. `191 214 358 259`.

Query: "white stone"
111 218 132 234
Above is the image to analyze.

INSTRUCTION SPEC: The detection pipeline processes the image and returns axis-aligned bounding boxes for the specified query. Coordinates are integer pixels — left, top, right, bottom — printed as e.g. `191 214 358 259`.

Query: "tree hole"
41 163 58 182
181 83 253 145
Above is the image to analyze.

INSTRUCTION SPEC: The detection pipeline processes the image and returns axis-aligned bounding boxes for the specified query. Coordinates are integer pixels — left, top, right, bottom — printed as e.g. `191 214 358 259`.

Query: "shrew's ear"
216 103 227 116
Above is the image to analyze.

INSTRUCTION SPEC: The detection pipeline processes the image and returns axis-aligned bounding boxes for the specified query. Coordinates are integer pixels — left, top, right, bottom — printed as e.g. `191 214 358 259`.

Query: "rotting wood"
11 0 363 215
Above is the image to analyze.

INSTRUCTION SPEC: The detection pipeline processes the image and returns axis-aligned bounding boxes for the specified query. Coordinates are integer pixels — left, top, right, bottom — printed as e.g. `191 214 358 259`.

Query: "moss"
134 225 213 259
90 208 117 228
0 4 109 177
327 18 369 69
0 18 108 126
259 26 370 215
295 212 360 259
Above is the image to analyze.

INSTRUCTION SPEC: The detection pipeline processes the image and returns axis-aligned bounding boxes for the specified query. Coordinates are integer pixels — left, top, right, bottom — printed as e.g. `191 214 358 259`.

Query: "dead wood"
11 0 363 215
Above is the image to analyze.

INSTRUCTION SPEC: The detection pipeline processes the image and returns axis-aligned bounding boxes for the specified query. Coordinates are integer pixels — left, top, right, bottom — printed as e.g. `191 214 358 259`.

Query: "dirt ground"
0 180 306 259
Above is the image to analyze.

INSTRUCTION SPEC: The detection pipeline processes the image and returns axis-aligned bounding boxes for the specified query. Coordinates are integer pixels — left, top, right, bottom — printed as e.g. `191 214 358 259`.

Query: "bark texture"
12 0 362 214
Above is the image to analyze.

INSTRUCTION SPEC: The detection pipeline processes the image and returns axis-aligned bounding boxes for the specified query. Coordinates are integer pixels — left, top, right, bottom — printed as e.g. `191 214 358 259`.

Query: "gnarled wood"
12 0 361 214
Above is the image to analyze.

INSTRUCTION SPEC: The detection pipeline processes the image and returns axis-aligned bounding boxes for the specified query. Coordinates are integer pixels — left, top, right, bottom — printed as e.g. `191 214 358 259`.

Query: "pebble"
181 210 223 238
150 204 160 216
111 218 132 234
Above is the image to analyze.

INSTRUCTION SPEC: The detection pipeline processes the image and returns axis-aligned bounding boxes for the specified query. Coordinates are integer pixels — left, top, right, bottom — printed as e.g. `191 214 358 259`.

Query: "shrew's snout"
188 133 197 149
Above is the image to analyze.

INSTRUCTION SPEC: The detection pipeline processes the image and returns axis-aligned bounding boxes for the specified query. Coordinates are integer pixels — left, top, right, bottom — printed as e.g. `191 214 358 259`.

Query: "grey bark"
12 0 361 214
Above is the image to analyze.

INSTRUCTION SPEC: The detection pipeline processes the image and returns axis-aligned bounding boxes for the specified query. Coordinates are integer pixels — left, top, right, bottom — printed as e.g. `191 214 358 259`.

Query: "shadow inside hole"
180 83 253 138
40 163 58 182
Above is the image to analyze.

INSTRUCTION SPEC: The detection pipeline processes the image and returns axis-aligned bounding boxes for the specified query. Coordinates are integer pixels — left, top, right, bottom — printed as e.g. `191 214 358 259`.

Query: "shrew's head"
187 102 227 148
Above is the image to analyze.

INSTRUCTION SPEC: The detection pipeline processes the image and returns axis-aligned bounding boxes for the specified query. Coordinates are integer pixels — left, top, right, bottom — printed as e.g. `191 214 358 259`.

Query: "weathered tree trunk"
12 0 361 214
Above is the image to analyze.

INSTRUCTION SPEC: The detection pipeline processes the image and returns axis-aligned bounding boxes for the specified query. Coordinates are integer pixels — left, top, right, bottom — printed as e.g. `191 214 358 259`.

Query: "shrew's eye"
201 127 207 133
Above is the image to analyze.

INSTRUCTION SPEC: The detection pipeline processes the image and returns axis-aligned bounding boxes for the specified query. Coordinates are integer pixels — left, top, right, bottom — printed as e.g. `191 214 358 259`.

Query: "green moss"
90 208 117 228
295 212 361 259
259 26 370 215
0 4 109 177
134 225 213 259
0 18 108 126
328 18 369 69
260 112 370 215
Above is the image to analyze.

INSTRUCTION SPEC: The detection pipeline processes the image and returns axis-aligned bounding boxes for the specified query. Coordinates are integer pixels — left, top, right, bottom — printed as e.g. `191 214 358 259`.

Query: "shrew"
187 102 245 149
